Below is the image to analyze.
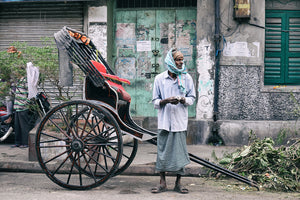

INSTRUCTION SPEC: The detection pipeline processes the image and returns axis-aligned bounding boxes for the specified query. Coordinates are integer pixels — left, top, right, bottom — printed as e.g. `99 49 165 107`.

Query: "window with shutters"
264 10 300 85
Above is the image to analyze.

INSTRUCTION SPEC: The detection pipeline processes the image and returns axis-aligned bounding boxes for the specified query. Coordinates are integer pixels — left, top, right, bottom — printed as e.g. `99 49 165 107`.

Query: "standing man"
151 48 196 194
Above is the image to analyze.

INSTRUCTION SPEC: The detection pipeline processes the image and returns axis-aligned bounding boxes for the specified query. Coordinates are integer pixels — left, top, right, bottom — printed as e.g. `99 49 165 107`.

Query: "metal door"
114 9 197 117
0 1 84 49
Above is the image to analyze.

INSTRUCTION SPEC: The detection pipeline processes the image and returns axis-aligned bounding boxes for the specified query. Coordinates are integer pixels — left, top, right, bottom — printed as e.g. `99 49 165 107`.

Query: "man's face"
174 56 184 69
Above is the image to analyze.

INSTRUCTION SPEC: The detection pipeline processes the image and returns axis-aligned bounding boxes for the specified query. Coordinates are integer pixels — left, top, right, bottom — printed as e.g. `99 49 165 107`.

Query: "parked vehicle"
0 105 14 142
0 92 50 142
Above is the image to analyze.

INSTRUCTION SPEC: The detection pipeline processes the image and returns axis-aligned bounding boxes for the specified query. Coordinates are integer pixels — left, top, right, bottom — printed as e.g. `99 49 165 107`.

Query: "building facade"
1 0 299 145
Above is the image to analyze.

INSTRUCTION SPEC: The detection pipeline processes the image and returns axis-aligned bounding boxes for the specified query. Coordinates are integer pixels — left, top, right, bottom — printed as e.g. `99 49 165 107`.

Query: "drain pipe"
208 0 224 145
214 0 220 120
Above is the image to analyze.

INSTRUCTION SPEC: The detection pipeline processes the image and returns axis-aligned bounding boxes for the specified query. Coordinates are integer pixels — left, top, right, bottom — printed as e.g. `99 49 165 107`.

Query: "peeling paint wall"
196 0 215 121
88 6 108 59
194 0 300 145
219 0 265 66
113 9 197 117
217 0 300 121
196 39 215 120
115 23 136 79
84 0 300 145
215 0 300 145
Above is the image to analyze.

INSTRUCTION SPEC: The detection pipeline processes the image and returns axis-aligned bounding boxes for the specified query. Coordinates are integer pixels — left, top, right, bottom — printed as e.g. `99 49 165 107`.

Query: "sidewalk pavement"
0 142 239 176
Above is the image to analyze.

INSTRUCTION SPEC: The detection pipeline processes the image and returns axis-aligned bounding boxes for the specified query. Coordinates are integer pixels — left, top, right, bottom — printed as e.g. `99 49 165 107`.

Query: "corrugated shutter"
265 10 300 85
0 1 84 49
0 2 85 106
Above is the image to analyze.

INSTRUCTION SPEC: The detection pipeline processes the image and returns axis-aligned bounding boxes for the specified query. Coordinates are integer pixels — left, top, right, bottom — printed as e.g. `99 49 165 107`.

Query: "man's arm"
182 75 196 106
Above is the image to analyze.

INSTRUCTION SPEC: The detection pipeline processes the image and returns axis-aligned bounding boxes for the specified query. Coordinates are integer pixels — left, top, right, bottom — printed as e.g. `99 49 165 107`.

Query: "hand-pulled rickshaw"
35 27 259 190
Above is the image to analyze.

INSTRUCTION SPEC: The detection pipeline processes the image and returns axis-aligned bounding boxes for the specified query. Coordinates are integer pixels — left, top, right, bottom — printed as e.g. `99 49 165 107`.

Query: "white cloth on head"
164 49 187 93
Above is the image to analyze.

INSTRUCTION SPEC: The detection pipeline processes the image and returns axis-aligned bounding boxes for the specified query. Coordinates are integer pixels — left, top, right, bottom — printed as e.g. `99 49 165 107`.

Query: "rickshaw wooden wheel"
114 137 138 176
35 100 123 190
66 106 138 177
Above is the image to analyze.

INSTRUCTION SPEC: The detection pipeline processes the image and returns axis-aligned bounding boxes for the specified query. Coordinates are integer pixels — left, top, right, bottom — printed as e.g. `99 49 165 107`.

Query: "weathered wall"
219 0 265 66
192 0 300 145
192 0 216 144
218 65 299 120
196 0 215 121
218 120 300 146
87 1 108 59
85 0 300 145
215 0 300 145
266 0 300 10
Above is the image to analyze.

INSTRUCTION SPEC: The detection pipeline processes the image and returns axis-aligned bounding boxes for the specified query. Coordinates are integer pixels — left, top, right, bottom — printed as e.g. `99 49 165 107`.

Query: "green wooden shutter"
287 12 300 84
265 10 300 85
264 12 285 85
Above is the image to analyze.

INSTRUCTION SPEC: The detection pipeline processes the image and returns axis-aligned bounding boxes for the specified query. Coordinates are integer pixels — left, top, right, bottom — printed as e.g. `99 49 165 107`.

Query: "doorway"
113 9 197 117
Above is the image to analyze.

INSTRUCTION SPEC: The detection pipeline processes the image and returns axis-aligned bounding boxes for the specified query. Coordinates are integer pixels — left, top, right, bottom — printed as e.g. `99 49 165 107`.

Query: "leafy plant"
219 131 300 192
0 39 83 104
0 46 27 99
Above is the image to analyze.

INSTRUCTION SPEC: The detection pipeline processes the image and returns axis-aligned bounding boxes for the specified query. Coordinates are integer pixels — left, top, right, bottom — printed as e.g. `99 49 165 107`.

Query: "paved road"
0 172 299 200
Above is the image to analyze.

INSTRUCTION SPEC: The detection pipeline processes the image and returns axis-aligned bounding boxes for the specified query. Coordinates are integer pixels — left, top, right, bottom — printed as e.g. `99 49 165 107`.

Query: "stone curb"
0 160 208 177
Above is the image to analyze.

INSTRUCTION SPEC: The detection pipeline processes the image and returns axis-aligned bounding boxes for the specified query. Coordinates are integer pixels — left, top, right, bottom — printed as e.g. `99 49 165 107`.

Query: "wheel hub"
71 139 84 152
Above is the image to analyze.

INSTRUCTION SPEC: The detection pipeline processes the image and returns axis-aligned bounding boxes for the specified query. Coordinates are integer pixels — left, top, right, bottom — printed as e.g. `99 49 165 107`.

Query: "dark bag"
36 92 51 115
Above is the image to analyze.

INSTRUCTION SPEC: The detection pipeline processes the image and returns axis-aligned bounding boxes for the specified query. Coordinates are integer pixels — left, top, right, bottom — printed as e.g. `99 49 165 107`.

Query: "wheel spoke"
92 111 105 134
107 144 123 156
67 152 78 184
47 117 72 140
39 138 68 144
77 152 83 186
92 146 102 174
79 107 93 138
39 144 70 148
81 146 98 173
84 127 115 143
81 115 106 142
85 145 116 160
101 146 109 171
81 151 98 183
40 131 69 142
36 101 122 190
75 104 79 137
52 150 73 176
44 149 70 164
59 108 77 138
103 146 117 164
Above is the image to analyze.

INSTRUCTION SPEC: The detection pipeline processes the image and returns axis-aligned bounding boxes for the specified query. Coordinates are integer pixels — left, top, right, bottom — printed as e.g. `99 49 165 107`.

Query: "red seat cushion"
91 60 130 85
107 80 131 102
91 60 131 102
91 60 107 73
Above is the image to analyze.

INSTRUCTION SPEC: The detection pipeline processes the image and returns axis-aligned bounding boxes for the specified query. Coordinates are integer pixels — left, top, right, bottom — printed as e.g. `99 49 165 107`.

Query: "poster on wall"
223 41 260 58
136 41 151 52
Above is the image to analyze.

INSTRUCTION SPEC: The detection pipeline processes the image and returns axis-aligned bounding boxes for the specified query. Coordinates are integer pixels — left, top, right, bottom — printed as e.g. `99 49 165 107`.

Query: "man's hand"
160 96 186 106
179 97 186 104
160 96 180 106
